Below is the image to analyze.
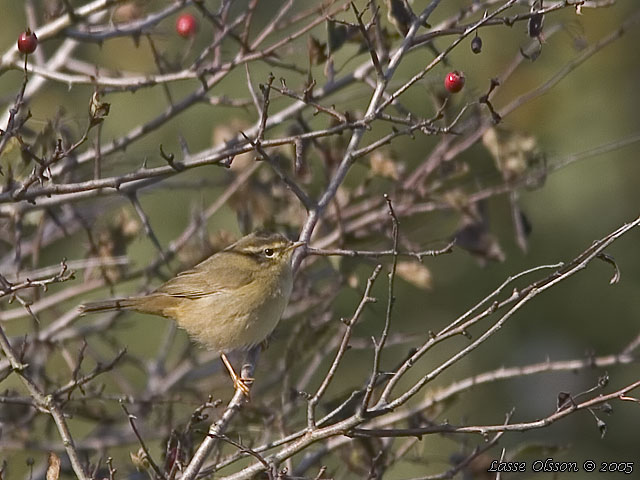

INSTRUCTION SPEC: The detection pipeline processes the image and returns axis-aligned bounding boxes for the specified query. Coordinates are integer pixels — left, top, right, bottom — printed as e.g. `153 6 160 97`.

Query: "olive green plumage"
80 232 304 353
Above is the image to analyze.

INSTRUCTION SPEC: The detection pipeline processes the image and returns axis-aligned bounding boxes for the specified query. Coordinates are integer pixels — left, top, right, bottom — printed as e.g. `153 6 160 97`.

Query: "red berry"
17 30 38 54
176 13 197 38
444 71 465 93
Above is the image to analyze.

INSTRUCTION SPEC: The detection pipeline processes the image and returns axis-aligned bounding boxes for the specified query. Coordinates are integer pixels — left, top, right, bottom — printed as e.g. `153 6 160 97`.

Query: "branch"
180 348 260 480
350 379 640 438
0 324 89 480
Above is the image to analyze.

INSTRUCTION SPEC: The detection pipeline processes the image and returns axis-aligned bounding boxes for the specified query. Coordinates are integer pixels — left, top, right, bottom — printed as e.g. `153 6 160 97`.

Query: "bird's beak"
288 241 306 251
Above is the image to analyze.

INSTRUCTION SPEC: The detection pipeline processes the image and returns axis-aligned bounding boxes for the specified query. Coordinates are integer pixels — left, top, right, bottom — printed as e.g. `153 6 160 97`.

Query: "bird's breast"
170 268 293 353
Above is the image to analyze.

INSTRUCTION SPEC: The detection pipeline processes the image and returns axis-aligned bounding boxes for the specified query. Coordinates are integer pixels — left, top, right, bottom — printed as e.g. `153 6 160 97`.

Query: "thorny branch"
208 215 639 480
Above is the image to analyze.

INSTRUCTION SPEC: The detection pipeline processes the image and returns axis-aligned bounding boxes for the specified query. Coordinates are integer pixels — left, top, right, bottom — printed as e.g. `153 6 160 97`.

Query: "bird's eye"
264 248 274 257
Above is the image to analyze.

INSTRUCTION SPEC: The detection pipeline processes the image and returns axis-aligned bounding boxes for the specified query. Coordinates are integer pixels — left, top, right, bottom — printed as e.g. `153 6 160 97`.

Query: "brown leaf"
386 0 413 36
370 151 400 180
308 35 327 65
113 2 144 23
212 118 252 170
396 261 432 290
46 452 61 480
89 91 110 126
482 128 543 182
454 221 505 263
130 448 150 471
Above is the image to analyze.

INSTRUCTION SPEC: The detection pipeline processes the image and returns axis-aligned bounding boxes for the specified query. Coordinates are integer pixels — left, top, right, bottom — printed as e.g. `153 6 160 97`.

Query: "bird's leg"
220 353 253 397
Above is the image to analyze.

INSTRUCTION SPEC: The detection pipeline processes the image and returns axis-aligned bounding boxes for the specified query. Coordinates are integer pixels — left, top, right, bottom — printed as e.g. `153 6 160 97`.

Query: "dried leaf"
212 119 252 170
510 194 532 253
370 151 400 180
0 137 30 181
385 0 413 36
482 127 500 159
597 253 621 284
286 125 311 182
130 448 150 471
46 452 60 480
89 209 140 282
308 35 327 66
396 261 432 290
454 215 505 264
557 391 573 410
528 12 545 38
596 417 607 439
324 55 335 82
89 91 110 126
113 2 144 23
442 189 471 212
483 128 543 182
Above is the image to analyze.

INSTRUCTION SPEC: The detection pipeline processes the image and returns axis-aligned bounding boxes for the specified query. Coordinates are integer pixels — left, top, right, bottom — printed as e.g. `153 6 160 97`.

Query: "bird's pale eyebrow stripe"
243 243 287 254
234 244 286 262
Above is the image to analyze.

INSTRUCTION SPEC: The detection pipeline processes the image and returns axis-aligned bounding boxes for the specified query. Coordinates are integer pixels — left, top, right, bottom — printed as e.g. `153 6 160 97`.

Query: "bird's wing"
155 256 253 300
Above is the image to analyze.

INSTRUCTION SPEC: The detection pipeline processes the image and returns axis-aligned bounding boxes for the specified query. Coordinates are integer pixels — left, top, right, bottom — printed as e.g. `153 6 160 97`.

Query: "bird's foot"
233 375 254 397
221 353 253 398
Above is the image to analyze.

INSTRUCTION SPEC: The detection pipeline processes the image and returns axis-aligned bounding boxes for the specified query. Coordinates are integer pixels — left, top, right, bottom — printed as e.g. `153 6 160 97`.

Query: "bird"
79 231 305 396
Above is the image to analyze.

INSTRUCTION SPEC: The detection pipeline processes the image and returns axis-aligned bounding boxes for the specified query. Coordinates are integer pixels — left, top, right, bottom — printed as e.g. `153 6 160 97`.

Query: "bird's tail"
78 298 140 315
